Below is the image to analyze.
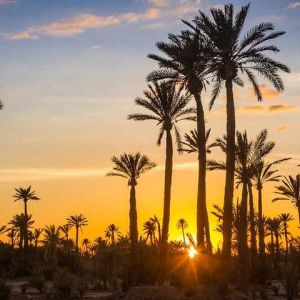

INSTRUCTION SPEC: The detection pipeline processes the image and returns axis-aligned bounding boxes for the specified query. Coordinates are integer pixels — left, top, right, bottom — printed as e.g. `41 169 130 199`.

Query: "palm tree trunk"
24 201 28 251
129 184 138 283
238 182 248 278
298 205 300 225
161 129 173 253
284 224 288 265
182 226 185 244
194 93 211 253
76 227 79 253
257 186 265 258
248 183 257 260
223 78 235 257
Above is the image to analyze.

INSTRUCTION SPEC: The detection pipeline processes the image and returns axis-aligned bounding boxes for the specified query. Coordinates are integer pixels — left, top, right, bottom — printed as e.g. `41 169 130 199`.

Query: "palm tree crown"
107 152 156 186
128 81 195 148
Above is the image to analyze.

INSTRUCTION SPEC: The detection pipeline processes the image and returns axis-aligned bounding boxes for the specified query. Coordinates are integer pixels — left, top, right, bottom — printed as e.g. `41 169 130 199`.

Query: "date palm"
279 213 294 264
273 175 300 223
148 30 212 252
105 224 121 245
253 158 289 257
0 225 7 236
43 225 60 255
128 81 194 253
67 214 88 253
9 214 34 250
176 218 188 244
107 152 155 283
82 238 91 254
266 217 282 267
13 186 40 250
186 3 289 256
59 224 71 241
33 228 43 249
143 220 156 245
150 215 161 244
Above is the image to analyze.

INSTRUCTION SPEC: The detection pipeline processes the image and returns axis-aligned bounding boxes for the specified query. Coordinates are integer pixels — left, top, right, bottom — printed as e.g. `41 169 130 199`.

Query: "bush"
54 269 74 298
0 279 11 300
29 276 46 294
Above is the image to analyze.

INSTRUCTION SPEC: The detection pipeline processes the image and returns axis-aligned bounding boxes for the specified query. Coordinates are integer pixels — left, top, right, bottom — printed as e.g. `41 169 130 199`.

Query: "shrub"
0 279 11 300
29 276 46 294
54 269 74 298
76 278 88 298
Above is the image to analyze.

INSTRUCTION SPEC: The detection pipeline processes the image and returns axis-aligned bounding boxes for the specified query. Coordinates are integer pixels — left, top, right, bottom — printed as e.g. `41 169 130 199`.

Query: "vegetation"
0 2 299 299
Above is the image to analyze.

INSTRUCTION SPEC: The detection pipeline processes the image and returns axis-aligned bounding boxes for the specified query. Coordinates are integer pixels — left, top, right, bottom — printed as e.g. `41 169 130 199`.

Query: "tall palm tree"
187 3 289 256
148 30 212 252
59 224 71 241
279 213 294 264
273 175 300 223
105 224 121 245
67 214 88 253
176 218 188 244
143 220 156 245
128 81 195 253
13 186 40 250
107 152 156 282
253 158 289 257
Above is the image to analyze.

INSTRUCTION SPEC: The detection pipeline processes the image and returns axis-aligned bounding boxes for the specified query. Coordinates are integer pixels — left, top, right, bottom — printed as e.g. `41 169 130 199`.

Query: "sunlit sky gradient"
0 0 299 248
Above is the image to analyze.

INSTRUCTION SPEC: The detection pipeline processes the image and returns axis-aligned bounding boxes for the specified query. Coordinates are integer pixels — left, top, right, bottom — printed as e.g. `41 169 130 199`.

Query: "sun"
188 246 197 259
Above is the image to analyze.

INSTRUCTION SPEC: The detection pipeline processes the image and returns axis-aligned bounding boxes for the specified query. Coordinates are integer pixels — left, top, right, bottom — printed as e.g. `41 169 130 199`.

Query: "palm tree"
0 225 7 237
67 214 88 253
105 224 121 245
273 175 300 223
82 238 91 254
143 220 156 245
176 218 188 244
7 229 16 249
107 152 155 282
59 224 71 241
33 228 43 249
266 217 282 268
128 81 195 253
13 186 40 250
279 213 294 264
43 225 61 256
150 215 161 244
9 214 34 250
253 158 289 257
187 3 289 256
148 30 212 252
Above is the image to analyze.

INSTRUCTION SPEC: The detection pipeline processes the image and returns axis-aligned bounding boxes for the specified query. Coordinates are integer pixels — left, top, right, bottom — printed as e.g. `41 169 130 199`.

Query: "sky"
0 0 299 249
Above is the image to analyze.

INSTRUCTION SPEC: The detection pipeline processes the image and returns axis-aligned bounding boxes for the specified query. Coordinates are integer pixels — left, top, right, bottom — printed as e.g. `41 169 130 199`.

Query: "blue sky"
0 0 299 243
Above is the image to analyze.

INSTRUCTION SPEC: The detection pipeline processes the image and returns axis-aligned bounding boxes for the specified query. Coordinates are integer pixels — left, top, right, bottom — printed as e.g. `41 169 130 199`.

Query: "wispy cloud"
268 104 295 112
287 2 300 9
238 104 297 114
277 125 288 132
5 0 202 40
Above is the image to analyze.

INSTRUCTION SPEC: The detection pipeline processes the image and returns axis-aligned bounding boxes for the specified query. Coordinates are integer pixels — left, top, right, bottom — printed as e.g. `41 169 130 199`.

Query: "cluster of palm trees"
107 3 296 276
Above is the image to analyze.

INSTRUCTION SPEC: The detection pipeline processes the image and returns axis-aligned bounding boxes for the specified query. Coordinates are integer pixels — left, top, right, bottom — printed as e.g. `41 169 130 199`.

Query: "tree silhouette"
105 224 121 245
279 213 294 264
13 186 40 250
107 152 155 283
176 218 188 244
59 224 71 241
33 228 43 249
143 220 156 245
186 3 289 256
67 214 88 253
150 215 161 244
129 81 194 254
148 30 212 252
273 175 300 223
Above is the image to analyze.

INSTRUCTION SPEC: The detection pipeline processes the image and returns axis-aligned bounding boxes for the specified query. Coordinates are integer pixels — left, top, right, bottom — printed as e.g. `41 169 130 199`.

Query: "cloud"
268 105 295 112
5 0 201 40
5 31 38 40
0 0 16 5
252 85 279 101
91 44 102 49
277 126 288 132
287 2 300 9
238 104 297 114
